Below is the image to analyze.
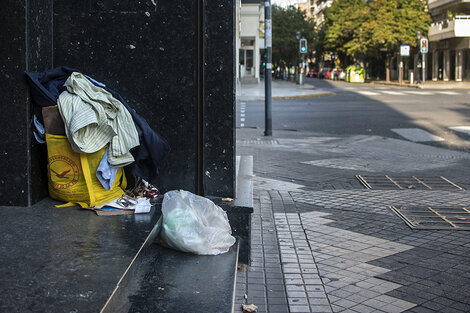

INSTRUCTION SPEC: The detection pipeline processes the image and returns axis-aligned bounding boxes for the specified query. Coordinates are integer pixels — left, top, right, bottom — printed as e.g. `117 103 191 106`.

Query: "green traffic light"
301 47 306 52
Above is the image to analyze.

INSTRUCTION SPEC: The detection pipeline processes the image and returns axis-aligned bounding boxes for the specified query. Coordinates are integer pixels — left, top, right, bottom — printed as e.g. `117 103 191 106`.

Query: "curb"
368 81 419 89
240 92 335 101
272 92 335 100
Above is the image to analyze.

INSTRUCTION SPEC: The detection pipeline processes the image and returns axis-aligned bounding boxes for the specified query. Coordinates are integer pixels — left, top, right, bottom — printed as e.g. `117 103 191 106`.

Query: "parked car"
307 69 318 78
337 69 346 80
318 68 329 79
330 68 346 80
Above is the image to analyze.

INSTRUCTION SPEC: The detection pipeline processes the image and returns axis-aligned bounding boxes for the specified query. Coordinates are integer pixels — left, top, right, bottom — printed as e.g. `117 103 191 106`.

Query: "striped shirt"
58 72 140 167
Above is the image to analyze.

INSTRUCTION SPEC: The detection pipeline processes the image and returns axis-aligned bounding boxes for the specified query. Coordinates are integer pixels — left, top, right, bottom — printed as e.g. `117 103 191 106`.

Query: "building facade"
306 0 333 25
428 0 470 81
236 0 265 83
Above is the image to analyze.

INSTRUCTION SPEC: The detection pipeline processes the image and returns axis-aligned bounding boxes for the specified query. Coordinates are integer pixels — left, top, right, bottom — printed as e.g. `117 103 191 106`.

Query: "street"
238 78 470 151
235 80 470 313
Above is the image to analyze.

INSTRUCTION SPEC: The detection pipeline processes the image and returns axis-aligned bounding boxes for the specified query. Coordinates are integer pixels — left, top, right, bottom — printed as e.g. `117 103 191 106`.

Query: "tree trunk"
385 53 391 82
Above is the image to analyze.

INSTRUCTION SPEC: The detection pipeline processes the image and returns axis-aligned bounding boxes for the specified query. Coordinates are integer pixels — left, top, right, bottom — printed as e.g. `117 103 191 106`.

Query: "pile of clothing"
26 67 170 215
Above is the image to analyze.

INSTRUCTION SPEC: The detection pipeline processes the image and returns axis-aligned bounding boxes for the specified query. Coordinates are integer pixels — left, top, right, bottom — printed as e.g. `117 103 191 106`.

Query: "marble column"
0 0 53 206
456 49 463 82
53 0 235 197
443 50 450 81
432 50 439 81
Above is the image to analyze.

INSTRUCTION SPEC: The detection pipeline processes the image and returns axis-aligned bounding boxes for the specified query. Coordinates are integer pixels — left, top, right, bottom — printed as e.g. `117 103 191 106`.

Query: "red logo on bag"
48 155 79 189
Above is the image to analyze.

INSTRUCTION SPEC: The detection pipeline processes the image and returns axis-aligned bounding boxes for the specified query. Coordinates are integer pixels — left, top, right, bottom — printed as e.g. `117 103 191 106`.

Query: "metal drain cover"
390 206 470 230
356 175 464 190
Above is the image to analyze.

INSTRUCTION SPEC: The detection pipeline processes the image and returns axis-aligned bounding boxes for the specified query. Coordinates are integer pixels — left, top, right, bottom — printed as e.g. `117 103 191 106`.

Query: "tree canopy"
324 0 370 58
272 5 316 68
324 0 431 59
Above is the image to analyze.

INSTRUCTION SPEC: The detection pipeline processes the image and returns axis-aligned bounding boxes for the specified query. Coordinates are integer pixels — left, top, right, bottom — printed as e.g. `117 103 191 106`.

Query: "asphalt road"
237 78 470 151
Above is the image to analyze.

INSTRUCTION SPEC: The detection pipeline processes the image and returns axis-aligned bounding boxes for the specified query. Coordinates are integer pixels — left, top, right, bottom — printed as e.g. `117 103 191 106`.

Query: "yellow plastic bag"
46 134 126 208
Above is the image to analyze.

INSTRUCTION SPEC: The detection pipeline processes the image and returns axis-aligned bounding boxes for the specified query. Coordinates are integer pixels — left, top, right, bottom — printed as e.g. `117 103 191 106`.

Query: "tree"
365 0 431 81
272 5 316 68
324 0 370 62
323 0 431 81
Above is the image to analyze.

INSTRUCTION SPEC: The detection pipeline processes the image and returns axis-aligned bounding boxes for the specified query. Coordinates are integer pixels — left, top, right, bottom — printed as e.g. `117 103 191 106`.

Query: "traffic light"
299 38 307 54
420 38 428 54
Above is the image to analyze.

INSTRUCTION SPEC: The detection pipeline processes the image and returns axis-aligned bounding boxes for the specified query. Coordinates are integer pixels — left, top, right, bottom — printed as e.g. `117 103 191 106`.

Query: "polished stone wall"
203 1 236 197
53 1 201 194
0 0 53 206
0 0 235 206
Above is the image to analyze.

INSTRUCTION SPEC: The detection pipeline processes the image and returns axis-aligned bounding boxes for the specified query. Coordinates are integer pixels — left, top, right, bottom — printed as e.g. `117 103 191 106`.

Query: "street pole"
417 53 420 84
399 55 403 85
417 31 421 84
301 53 305 85
422 53 426 84
264 0 272 136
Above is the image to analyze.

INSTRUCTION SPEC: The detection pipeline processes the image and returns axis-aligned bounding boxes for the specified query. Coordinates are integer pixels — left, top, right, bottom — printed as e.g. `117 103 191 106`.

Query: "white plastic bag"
157 190 236 255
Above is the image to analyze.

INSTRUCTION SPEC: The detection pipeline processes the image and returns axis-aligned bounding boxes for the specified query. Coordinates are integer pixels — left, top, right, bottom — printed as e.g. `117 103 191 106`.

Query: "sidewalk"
235 128 470 313
237 80 334 101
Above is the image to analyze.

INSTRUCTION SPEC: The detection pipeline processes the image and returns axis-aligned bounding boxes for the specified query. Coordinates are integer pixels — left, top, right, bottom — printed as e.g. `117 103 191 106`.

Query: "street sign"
400 45 410 57
299 38 307 54
420 38 428 54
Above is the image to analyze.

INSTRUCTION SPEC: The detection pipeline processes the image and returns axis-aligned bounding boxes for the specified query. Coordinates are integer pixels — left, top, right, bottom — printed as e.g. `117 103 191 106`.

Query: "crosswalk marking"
404 90 434 95
391 128 444 142
239 102 246 128
435 91 459 95
381 90 405 95
352 89 467 96
449 126 470 135
357 91 380 96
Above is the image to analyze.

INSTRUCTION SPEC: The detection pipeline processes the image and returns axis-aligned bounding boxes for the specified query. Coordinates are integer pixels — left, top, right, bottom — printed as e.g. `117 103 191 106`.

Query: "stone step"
0 198 160 313
0 179 252 312
102 239 240 313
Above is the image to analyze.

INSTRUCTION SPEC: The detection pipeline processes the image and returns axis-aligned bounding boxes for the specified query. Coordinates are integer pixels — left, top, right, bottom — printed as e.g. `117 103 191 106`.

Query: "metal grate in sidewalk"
356 175 465 191
390 206 470 230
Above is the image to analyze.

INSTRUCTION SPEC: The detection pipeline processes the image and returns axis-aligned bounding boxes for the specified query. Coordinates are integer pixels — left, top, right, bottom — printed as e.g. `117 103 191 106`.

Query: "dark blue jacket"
25 66 170 181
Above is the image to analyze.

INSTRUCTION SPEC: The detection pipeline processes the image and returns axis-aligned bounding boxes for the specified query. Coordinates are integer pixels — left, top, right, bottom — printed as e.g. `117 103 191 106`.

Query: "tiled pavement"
236 189 470 313
235 129 470 313
291 190 470 216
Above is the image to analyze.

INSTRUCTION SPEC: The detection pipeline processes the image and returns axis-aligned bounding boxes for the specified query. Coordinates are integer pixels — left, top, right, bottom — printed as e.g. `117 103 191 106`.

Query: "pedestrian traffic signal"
420 38 428 54
299 38 307 54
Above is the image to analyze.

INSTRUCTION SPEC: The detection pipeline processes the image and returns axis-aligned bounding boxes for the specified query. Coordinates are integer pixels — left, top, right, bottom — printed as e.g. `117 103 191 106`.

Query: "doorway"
239 49 254 77
438 51 443 80
450 50 456 80
464 49 470 81
240 38 255 78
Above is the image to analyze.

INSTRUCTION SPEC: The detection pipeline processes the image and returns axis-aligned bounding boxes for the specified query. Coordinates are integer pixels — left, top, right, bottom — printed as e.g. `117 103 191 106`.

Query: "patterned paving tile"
298 211 416 313
274 212 332 313
291 190 470 216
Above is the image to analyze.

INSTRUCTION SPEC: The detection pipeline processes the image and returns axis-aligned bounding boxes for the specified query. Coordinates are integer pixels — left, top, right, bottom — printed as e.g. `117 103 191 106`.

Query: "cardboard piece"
42 106 66 135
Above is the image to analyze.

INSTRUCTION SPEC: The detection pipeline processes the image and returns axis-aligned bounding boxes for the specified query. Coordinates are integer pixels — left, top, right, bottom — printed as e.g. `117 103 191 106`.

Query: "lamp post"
417 31 422 84
296 32 301 84
264 0 272 136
